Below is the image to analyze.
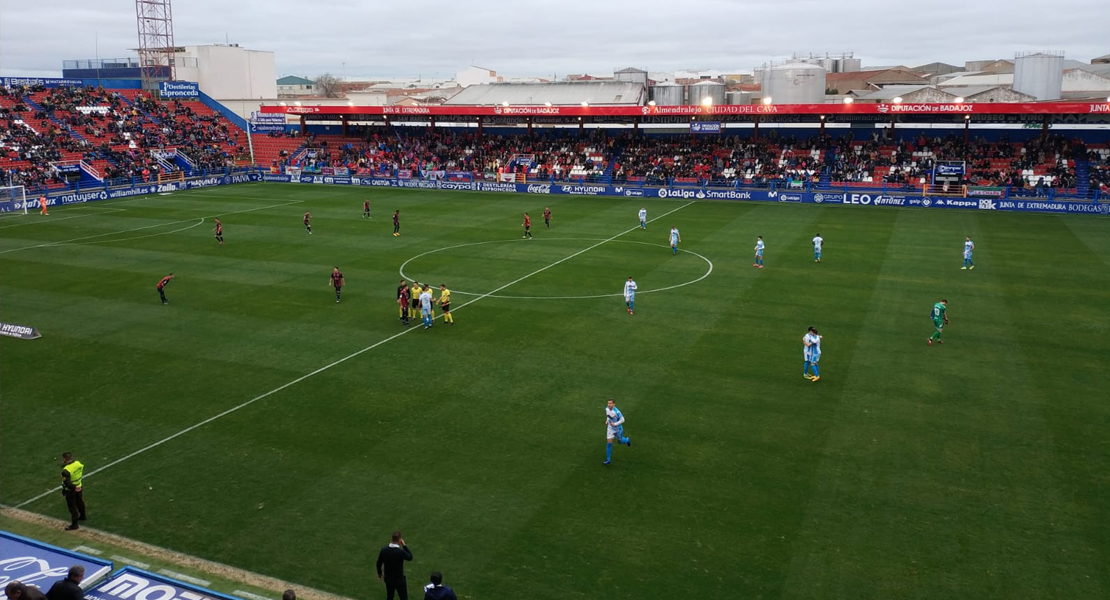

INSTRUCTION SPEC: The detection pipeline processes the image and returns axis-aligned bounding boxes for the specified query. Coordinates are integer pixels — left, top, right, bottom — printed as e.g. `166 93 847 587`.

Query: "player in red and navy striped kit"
157 273 174 304
330 267 345 302
304 212 312 235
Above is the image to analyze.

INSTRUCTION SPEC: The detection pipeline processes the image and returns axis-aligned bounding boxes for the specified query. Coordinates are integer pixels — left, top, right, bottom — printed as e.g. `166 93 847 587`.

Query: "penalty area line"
14 200 694 509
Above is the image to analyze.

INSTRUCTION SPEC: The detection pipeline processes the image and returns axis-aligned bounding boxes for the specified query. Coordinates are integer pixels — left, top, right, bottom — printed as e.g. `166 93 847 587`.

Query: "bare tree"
314 73 342 98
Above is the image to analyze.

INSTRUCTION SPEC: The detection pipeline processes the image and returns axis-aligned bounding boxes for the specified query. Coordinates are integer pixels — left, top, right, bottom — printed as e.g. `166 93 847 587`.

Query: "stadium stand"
2 84 1104 199
1 84 246 192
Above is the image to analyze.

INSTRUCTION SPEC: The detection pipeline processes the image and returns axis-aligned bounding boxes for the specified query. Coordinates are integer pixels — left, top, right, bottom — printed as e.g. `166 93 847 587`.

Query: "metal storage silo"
690 81 726 105
762 62 826 104
726 90 752 105
650 84 685 106
1013 51 1063 100
839 56 862 73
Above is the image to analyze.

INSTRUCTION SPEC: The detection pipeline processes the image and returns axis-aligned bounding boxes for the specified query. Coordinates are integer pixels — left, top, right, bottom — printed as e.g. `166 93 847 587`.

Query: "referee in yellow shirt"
439 284 453 325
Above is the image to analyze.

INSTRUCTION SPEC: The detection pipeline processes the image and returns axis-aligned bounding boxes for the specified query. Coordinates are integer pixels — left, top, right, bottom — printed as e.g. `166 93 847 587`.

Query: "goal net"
0 185 28 217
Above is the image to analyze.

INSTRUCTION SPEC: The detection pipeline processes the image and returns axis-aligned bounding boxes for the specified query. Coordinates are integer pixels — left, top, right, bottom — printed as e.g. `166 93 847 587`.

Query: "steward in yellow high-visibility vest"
61 452 86 530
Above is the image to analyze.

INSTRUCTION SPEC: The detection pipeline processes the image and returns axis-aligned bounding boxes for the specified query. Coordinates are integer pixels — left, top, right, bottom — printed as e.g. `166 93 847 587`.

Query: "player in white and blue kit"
419 289 433 329
604 398 631 465
962 236 975 270
812 233 824 263
624 276 638 315
669 226 680 255
754 236 765 268
803 327 822 382
638 207 647 229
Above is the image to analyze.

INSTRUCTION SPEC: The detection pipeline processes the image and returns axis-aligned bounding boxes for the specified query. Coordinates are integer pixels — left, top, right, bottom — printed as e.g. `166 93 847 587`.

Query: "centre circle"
398 238 714 300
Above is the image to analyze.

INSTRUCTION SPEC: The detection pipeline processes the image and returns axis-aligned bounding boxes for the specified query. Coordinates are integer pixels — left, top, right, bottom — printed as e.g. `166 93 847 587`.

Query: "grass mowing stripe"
0 200 304 255
14 200 694 510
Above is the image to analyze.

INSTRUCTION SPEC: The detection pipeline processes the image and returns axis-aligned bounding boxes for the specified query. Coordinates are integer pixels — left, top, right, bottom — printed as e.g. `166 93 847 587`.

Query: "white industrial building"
171 44 276 99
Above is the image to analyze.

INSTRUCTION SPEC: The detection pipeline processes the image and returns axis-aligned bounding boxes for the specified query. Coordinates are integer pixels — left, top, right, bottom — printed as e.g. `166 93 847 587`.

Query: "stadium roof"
444 82 646 106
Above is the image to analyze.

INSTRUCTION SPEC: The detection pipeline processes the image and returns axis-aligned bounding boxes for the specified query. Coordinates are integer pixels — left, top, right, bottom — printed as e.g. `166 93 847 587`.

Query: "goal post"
0 185 29 216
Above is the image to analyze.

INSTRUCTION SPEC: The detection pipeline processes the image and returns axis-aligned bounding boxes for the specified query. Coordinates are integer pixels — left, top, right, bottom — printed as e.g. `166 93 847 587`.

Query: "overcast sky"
0 0 1104 80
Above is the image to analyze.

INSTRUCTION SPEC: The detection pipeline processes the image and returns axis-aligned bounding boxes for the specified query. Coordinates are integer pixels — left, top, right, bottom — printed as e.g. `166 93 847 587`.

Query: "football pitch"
1 182 1108 599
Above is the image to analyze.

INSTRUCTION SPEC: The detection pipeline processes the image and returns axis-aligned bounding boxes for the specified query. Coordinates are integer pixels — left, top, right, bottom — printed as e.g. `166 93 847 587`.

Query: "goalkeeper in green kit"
928 299 948 345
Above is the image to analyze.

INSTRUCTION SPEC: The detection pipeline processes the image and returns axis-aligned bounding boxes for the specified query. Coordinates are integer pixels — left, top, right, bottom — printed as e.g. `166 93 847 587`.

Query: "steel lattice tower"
135 0 176 90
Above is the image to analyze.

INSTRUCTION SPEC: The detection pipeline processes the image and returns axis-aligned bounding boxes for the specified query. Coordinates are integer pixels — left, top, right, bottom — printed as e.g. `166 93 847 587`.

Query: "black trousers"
385 576 407 600
64 490 86 525
158 288 167 303
393 223 400 233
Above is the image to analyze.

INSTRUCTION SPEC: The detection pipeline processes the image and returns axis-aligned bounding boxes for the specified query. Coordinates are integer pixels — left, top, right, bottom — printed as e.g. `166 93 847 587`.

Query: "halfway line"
14 200 694 508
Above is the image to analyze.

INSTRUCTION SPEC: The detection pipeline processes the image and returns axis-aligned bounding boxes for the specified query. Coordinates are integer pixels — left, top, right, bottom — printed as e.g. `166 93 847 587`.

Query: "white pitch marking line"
235 591 274 600
73 545 103 555
157 569 211 586
0 208 127 230
14 201 694 509
400 237 714 300
110 555 151 569
0 200 303 255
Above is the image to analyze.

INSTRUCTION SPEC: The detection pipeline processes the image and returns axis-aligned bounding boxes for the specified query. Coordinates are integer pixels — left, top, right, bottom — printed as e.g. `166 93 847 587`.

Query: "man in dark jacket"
6 581 48 600
45 566 84 600
422 572 457 600
376 530 413 600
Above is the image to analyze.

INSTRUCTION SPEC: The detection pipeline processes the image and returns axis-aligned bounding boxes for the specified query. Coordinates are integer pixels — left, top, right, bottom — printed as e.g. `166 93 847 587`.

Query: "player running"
363 200 371 219
330 267 344 303
638 207 647 229
803 327 822 382
419 286 434 329
754 236 765 268
522 212 533 239
669 225 680 255
39 195 48 216
962 236 975 270
156 273 174 305
623 276 637 315
928 299 948 345
543 207 552 228
303 211 312 235
812 233 823 263
603 399 632 465
213 218 224 246
439 284 454 324
393 210 400 236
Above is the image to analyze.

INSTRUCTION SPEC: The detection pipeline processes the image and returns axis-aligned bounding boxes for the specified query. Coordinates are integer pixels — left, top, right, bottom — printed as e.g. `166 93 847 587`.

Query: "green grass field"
1 183 1108 600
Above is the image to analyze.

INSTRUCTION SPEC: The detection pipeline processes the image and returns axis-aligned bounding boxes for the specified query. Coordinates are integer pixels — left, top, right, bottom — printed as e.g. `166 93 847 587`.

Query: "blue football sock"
606 442 613 461
812 364 820 377
621 436 629 445
629 300 634 311
804 361 810 375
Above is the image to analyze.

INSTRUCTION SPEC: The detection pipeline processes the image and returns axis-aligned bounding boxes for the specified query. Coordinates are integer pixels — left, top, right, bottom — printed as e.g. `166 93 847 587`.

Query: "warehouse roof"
444 82 646 106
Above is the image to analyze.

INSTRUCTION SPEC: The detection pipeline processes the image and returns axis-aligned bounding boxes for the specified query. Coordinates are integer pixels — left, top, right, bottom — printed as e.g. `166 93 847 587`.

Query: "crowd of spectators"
291 127 611 179
285 128 1100 194
1 84 244 192
4 84 1107 199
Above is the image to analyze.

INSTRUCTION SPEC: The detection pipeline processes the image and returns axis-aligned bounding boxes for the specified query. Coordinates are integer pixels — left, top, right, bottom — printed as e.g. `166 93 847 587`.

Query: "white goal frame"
0 185 28 216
